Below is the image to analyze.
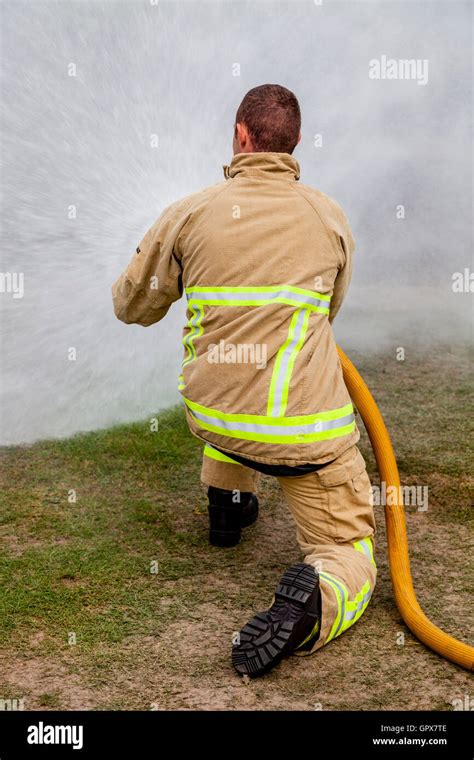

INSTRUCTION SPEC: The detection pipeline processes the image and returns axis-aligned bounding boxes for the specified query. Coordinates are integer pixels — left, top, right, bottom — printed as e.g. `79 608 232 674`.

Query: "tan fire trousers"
201 444 377 655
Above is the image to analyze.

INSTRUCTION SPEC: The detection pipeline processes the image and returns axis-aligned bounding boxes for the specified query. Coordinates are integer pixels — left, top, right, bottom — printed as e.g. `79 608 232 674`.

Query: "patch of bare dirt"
0 655 97 711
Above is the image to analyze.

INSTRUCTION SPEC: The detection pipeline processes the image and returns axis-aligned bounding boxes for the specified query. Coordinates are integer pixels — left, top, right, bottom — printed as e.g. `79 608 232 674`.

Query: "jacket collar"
223 152 300 181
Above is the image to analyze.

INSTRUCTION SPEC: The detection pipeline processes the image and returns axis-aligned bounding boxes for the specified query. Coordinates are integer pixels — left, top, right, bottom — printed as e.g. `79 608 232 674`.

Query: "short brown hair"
235 84 301 154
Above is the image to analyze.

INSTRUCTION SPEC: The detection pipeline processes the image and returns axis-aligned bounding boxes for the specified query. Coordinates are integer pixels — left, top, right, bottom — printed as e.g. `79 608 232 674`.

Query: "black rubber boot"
232 563 321 677
208 487 259 547
241 493 259 528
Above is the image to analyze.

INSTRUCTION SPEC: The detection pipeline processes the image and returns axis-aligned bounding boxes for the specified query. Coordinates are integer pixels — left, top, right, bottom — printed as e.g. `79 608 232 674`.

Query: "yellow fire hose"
337 345 474 672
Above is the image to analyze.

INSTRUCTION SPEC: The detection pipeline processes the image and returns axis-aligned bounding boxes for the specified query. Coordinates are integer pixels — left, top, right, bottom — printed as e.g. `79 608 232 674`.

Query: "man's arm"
112 204 185 327
328 214 355 324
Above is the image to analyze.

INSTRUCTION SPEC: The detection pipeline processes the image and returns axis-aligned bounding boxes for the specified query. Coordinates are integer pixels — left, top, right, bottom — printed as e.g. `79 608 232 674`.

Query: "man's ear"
297 131 302 146
236 122 253 151
236 122 246 143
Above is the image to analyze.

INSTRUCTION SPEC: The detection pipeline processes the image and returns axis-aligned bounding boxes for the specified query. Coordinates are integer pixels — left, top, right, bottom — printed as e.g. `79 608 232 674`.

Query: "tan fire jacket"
112 152 359 466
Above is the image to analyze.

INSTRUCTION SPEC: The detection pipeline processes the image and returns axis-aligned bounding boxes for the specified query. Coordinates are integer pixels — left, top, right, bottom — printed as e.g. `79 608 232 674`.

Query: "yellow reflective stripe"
267 308 311 417
192 419 355 444
203 444 242 466
182 303 204 368
342 580 372 631
185 285 330 314
182 394 355 443
180 285 330 402
186 285 330 299
182 396 353 426
320 573 373 643
354 537 376 567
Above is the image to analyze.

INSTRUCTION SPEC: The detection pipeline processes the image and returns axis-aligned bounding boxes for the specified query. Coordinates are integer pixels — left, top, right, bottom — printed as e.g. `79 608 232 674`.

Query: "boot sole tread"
232 563 318 677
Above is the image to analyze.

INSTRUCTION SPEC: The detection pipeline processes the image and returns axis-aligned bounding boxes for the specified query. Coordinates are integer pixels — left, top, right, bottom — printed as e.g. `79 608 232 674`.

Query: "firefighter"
112 84 376 678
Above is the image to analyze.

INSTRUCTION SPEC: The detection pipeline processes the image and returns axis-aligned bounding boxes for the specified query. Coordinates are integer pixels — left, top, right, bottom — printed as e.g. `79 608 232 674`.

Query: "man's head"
233 84 301 155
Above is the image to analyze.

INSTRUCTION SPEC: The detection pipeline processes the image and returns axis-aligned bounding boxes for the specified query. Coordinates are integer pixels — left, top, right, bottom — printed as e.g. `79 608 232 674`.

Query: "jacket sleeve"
328 214 355 324
112 204 185 327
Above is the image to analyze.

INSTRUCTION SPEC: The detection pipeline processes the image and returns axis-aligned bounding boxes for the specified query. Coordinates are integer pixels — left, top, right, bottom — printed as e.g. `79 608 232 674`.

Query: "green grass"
0 346 472 710
0 407 215 651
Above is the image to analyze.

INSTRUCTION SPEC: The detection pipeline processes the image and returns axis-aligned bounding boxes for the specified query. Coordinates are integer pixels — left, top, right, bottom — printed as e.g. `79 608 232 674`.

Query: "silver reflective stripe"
358 539 373 562
269 308 308 416
186 288 330 311
345 590 372 621
189 409 355 436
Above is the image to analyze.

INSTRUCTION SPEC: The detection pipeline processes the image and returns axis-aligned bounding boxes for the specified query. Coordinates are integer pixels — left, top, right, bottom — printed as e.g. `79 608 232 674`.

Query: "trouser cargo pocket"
316 445 376 544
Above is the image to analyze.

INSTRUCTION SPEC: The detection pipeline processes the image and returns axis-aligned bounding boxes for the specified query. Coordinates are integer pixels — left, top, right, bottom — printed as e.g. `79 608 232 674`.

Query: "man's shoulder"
294 182 346 220
295 181 353 242
163 180 229 219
